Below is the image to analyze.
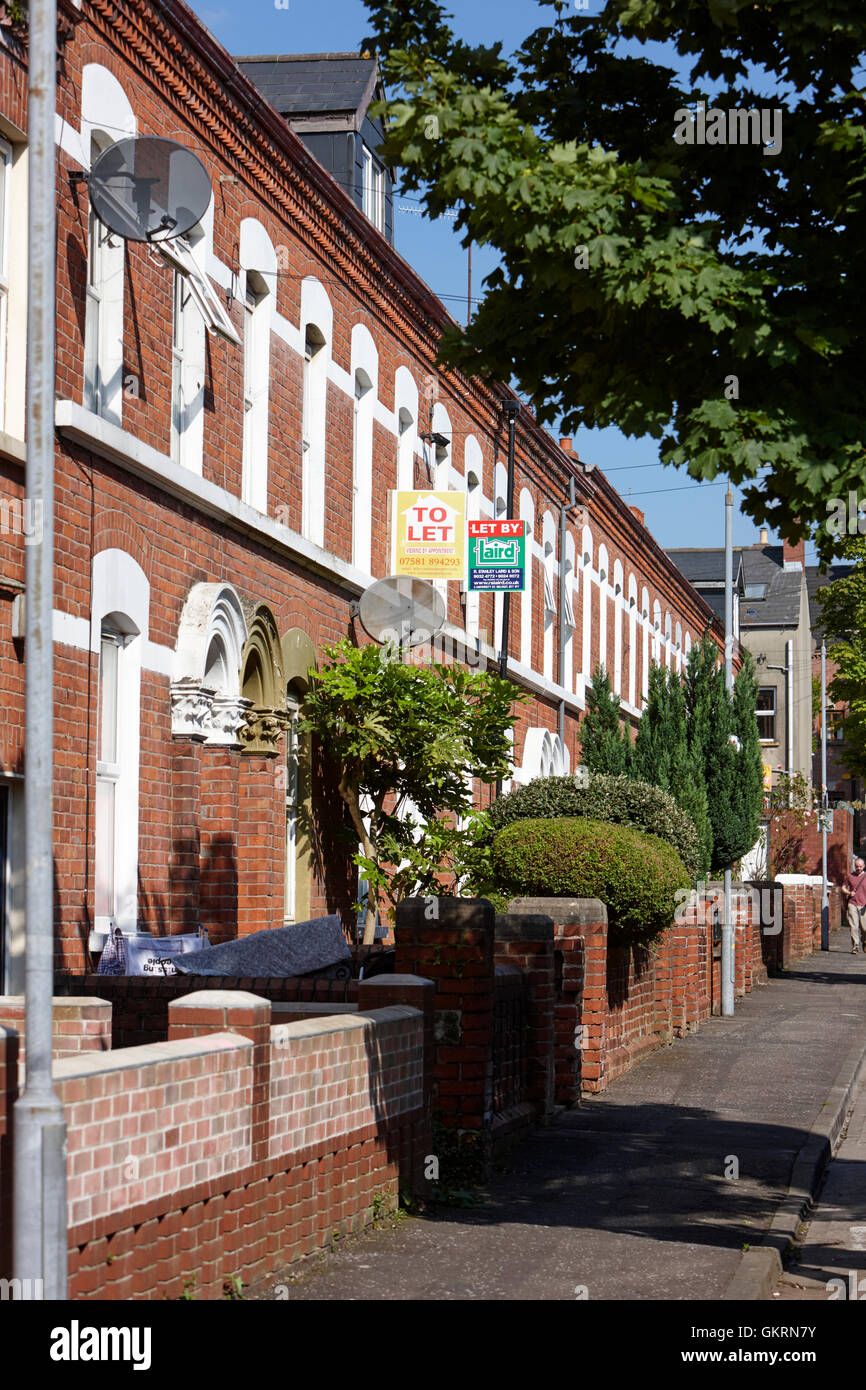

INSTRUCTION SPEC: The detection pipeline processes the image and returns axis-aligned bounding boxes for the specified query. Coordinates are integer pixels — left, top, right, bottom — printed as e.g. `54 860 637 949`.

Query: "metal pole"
498 403 519 681
557 479 576 746
722 488 735 1016
14 0 67 1298
821 639 829 950
786 637 794 806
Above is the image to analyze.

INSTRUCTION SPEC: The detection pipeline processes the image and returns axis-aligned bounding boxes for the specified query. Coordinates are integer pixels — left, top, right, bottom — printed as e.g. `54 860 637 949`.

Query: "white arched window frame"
90 549 149 941
81 65 135 426
350 324 378 575
430 402 452 490
641 585 651 701
464 435 483 641
581 523 593 681
300 277 332 547
653 599 662 665
172 582 249 746
664 610 673 669
394 366 419 493
627 574 638 707
597 544 609 675
684 630 693 663
240 219 277 513
541 510 557 681
563 532 577 693
519 489 535 669
675 621 683 673
517 727 570 785
613 558 624 696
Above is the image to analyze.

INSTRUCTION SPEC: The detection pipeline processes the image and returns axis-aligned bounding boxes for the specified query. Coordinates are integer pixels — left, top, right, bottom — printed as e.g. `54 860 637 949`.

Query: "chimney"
630 506 645 526
559 437 573 453
783 536 805 571
759 527 768 544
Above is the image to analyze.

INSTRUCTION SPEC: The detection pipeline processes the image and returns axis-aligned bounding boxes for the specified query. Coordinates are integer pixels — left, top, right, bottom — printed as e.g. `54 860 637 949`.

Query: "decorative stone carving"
238 707 287 758
207 694 252 748
170 679 215 741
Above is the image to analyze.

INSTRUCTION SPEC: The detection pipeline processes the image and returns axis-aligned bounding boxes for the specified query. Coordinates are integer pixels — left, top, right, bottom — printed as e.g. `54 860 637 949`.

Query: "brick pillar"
508 897 608 1100
394 897 495 1179
169 741 202 930
0 1024 19 1278
493 913 555 1122
358 974 435 1194
200 748 240 946
237 753 283 937
168 991 271 1164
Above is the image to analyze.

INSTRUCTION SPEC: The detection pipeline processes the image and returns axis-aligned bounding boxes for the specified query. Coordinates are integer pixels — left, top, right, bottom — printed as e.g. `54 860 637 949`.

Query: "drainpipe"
495 401 520 798
558 477 578 747
821 639 829 951
786 637 794 800
13 0 68 1299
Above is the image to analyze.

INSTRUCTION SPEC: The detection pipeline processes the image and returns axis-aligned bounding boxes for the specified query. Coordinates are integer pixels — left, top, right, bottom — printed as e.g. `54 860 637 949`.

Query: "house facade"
0 0 720 991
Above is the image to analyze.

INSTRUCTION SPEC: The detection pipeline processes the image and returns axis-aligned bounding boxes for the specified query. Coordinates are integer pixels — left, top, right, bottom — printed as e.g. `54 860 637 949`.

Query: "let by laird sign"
393 491 466 579
468 518 526 591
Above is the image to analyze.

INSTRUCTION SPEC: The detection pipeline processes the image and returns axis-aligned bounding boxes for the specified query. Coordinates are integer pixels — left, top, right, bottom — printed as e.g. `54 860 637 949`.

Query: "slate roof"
806 563 852 639
235 53 380 123
666 545 804 628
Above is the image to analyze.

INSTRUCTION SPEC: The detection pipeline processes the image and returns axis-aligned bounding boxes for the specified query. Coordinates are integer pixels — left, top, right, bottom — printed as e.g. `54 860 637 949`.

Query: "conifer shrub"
488 772 702 880
491 817 690 947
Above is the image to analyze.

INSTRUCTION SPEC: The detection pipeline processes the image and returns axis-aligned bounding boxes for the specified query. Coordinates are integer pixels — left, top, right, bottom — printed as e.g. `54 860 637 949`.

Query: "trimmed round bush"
489 773 702 881
491 816 691 948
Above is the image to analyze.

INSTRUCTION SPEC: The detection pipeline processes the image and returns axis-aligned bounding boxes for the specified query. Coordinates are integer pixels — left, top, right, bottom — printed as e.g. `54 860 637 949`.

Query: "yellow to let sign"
392 491 466 580
762 763 774 790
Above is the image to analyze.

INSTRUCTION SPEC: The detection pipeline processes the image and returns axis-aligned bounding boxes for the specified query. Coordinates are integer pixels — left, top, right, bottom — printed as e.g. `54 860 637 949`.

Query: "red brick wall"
0 997 112 1081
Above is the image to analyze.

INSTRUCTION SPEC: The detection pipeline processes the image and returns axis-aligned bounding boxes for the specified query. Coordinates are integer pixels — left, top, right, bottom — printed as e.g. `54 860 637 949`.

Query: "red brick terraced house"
0 0 722 989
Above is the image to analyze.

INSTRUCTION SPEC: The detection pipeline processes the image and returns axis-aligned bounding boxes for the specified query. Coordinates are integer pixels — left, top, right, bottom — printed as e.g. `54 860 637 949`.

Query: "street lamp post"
722 487 735 1017
821 639 829 951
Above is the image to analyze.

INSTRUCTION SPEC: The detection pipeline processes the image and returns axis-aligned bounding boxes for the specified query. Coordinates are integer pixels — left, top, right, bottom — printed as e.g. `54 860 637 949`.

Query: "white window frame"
757 686 777 743
95 625 124 932
242 272 272 511
157 235 241 345
0 138 10 430
362 146 386 232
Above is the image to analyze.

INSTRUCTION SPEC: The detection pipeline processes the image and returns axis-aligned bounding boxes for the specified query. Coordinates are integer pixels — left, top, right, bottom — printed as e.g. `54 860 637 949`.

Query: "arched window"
581 523 593 680
541 510 557 681
613 559 624 695
597 545 609 673
91 548 149 940
172 583 248 745
519 489 535 668
394 366 418 493
464 435 483 642
282 629 317 924
351 325 378 575
430 402 452 490
627 574 638 706
81 66 135 425
240 220 277 512
300 277 332 547
563 532 577 693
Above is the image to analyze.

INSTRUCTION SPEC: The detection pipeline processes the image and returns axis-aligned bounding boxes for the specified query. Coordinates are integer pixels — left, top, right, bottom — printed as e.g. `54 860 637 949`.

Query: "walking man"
842 855 866 953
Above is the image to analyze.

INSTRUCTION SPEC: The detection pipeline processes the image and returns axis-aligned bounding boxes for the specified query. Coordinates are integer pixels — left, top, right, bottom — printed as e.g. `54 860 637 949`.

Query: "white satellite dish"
356 576 446 650
87 136 212 243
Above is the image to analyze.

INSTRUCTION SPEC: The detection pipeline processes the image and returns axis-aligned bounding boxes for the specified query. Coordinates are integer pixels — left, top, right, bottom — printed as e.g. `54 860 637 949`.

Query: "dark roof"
667 544 805 628
235 53 380 122
664 548 744 587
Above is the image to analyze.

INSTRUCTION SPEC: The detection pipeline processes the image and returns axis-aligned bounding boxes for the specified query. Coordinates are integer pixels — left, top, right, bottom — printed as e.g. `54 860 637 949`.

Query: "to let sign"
393 491 466 580
468 518 526 591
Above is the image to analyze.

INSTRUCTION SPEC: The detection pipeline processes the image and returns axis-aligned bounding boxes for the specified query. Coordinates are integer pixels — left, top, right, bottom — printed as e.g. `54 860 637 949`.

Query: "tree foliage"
580 663 630 774
299 639 521 941
363 0 866 543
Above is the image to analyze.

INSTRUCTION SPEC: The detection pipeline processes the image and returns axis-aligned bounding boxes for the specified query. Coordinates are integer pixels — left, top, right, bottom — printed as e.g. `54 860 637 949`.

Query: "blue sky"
188 0 796 558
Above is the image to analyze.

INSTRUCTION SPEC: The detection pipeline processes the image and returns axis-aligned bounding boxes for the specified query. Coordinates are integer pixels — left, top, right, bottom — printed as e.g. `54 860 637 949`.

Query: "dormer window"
362 146 386 232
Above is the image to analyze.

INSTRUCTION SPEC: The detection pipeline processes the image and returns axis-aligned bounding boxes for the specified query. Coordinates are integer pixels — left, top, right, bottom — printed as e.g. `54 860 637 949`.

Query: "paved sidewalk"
773 1050 866 1302
252 938 866 1301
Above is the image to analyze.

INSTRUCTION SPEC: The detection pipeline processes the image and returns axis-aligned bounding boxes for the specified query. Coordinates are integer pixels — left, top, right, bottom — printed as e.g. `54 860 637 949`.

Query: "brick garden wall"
0 983 431 1298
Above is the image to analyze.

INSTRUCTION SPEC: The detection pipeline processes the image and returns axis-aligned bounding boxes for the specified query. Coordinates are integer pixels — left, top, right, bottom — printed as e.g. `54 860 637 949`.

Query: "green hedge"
491 816 691 948
489 773 702 880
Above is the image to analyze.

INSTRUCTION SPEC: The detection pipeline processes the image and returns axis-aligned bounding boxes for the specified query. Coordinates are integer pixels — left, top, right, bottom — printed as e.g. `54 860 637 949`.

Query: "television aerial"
354 576 446 651
85 136 212 243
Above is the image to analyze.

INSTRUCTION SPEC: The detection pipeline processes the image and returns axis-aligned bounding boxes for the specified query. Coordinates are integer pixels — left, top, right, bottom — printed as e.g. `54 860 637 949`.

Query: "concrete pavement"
250 935 866 1301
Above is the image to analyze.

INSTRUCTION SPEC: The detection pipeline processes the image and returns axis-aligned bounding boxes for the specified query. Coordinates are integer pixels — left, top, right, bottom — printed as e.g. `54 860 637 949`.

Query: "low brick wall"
0 997 112 1083
0 980 432 1299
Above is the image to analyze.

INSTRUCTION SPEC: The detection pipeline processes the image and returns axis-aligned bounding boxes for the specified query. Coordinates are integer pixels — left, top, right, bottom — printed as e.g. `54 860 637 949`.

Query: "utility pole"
722 487 735 1017
14 0 67 1299
821 638 829 950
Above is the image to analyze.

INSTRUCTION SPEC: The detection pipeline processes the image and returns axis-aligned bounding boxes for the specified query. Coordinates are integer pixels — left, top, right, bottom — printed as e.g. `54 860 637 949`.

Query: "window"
362 146 386 232
158 236 240 344
95 626 123 927
827 708 846 742
284 702 300 921
352 367 374 572
83 135 125 423
170 269 201 469
0 138 10 427
757 686 777 742
242 271 271 511
563 562 576 629
543 549 557 614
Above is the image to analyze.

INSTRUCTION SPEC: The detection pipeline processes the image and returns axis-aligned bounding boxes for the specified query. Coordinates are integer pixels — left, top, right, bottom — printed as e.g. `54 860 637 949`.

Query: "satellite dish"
357 576 446 650
87 137 212 243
